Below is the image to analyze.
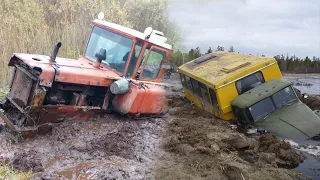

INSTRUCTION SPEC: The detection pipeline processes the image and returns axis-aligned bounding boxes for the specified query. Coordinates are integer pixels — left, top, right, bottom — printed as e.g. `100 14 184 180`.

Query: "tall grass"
0 0 179 87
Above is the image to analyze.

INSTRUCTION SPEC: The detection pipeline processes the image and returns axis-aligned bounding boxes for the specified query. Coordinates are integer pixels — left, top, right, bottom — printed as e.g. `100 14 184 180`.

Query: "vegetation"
0 164 31 180
275 55 320 73
0 0 179 87
172 46 320 74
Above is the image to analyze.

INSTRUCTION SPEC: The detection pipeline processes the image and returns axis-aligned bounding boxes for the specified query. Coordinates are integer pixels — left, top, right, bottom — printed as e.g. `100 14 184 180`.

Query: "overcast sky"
169 0 320 58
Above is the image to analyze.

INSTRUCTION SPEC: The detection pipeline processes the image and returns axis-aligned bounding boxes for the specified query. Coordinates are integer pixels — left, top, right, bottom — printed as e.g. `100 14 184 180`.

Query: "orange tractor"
0 13 172 136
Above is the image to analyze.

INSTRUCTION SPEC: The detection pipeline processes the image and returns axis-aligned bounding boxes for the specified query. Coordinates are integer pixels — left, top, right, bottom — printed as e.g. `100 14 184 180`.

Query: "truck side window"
236 71 264 94
209 88 219 111
199 82 210 104
180 73 186 87
185 76 194 92
141 49 166 79
190 78 201 97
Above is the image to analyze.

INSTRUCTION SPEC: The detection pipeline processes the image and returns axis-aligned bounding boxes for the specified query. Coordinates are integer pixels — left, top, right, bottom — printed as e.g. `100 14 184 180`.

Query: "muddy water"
283 138 320 179
284 74 320 95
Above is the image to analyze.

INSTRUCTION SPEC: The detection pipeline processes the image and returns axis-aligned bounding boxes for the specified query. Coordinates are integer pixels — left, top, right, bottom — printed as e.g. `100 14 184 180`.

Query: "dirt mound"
259 133 305 168
295 88 320 110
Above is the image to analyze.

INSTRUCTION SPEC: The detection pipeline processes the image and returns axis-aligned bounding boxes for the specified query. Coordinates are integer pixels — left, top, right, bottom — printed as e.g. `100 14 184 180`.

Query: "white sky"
169 0 320 58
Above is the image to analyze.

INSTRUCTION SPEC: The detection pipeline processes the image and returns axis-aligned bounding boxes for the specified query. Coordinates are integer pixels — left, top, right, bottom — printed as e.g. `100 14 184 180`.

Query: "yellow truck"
178 51 282 120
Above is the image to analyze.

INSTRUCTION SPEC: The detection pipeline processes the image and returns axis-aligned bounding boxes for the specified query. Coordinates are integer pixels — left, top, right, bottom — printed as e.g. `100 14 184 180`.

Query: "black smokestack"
50 42 62 63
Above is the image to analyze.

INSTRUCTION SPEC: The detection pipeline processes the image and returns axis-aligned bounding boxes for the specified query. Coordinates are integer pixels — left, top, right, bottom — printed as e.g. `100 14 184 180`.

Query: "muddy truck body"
0 15 172 136
231 79 320 141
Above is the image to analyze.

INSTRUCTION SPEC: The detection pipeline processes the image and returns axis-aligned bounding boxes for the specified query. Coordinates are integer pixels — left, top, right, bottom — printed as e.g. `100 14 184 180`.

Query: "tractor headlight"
110 79 130 95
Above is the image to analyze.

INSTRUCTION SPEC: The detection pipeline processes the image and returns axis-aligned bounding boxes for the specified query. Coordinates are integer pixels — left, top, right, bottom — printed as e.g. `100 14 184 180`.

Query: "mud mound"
259 133 305 168
295 88 320 110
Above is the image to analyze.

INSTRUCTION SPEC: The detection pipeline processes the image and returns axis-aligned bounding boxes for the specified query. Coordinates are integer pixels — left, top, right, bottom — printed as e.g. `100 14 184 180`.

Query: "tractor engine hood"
9 53 120 87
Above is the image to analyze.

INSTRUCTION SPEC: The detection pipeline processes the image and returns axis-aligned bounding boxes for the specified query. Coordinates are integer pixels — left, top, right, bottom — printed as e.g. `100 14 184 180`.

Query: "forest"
171 46 320 74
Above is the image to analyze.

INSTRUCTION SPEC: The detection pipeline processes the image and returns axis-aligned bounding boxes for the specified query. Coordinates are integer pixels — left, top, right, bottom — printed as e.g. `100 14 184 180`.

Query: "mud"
0 115 168 179
295 88 320 110
157 92 307 180
0 73 313 179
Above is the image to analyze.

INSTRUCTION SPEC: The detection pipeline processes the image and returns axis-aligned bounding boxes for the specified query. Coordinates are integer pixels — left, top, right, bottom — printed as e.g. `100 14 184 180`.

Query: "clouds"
169 0 320 57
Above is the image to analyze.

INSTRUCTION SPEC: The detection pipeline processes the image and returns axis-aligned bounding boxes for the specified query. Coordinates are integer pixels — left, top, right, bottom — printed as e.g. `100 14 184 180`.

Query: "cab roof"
93 19 172 50
231 79 292 108
178 52 277 88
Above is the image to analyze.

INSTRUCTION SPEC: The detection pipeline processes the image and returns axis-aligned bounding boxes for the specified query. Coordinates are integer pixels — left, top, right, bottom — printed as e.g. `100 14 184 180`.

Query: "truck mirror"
95 48 107 63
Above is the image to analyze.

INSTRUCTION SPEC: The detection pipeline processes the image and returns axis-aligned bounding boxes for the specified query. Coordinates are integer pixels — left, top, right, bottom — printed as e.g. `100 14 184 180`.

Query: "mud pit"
0 74 311 179
0 114 168 179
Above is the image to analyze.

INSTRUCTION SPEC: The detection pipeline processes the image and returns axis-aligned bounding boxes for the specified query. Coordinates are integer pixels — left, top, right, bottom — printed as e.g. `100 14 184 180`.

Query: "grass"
0 88 8 100
0 166 31 180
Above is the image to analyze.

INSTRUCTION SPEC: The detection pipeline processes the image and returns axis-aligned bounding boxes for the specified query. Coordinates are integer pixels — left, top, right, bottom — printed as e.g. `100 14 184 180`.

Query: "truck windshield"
248 97 276 121
246 86 297 122
272 86 297 108
85 26 133 73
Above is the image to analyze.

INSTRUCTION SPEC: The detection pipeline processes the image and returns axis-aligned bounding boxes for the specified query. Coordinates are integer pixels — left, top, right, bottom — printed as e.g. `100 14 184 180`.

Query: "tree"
188 49 195 61
228 46 235 52
216 46 224 52
206 47 213 54
194 47 202 58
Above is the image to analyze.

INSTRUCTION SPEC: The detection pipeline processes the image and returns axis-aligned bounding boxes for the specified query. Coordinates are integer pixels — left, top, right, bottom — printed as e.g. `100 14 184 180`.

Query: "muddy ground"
0 74 314 180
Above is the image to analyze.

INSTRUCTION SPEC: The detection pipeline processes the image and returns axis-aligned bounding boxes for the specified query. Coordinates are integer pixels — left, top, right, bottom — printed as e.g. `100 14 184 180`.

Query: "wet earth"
0 73 318 179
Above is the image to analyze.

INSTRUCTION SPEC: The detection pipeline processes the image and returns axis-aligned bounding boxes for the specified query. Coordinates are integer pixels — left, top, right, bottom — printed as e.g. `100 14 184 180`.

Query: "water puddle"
284 76 320 95
285 139 320 179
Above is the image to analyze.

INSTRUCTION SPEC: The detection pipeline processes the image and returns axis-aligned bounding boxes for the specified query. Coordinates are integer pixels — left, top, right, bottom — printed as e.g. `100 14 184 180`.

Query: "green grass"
0 165 31 180
0 88 8 100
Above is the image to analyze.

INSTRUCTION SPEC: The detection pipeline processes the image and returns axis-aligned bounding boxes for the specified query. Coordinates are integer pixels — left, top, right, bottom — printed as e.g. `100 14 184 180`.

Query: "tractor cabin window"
141 48 166 79
126 41 143 77
236 71 264 94
85 26 133 73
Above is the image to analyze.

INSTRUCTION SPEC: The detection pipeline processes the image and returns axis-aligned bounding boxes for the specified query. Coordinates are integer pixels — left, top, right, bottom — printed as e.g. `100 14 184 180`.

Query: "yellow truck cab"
178 51 282 120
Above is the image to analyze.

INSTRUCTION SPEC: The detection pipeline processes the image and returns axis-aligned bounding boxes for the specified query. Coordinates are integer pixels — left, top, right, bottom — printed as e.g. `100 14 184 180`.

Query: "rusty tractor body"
0 15 172 136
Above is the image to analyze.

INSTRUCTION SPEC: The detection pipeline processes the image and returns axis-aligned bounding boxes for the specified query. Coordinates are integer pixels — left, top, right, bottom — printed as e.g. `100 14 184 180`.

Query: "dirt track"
0 74 312 179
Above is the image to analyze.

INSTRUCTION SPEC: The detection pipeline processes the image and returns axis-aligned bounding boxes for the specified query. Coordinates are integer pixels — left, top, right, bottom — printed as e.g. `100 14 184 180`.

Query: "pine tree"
206 47 213 54
228 46 235 52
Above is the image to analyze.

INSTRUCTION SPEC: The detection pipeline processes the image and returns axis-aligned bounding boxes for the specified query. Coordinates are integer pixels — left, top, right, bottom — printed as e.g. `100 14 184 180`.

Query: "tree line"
171 46 320 74
171 46 235 66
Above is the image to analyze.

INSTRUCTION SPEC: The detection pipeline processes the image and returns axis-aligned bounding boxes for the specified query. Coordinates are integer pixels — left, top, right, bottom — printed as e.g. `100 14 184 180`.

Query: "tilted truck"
0 13 172 137
231 79 320 140
178 52 320 140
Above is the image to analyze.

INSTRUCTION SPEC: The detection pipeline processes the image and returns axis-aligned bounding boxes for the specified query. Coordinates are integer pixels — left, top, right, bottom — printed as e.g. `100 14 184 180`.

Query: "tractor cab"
86 13 172 82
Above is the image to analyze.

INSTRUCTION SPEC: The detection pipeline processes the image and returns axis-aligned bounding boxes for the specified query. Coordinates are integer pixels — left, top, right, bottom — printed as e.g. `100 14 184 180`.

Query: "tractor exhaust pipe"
50 42 62 63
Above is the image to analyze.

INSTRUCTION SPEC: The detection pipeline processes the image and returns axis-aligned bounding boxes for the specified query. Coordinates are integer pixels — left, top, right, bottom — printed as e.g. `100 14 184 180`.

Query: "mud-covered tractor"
0 13 173 136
